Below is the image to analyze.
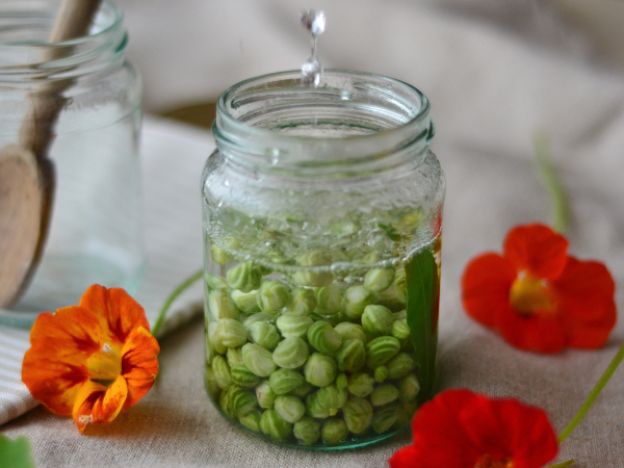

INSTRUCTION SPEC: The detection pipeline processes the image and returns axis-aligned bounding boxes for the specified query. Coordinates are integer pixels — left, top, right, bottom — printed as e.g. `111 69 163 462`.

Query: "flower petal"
22 307 105 416
503 224 568 279
80 285 150 343
389 390 558 468
22 349 87 416
553 257 617 349
497 307 566 353
461 253 516 328
121 326 160 409
72 376 128 432
407 390 482 466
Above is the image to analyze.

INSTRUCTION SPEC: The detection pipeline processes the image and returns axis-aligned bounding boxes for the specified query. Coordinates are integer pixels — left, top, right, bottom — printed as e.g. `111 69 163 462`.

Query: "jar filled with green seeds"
201 70 444 450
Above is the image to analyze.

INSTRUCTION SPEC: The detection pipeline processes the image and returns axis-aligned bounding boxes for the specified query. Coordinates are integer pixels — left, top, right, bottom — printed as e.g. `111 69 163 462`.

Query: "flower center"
510 271 555 315
474 454 514 468
86 341 122 386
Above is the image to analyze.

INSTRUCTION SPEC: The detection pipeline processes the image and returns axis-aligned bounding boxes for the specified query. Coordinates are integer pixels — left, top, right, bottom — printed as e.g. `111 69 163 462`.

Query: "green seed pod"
226 261 262 292
361 305 394 337
258 280 291 313
372 403 399 434
274 395 306 423
259 409 292 441
204 365 220 398
210 244 232 265
287 288 317 315
343 397 373 434
334 322 367 343
304 353 337 387
397 401 419 426
242 343 276 377
226 347 243 367
208 321 226 354
230 364 262 388
243 312 273 331
248 322 280 350
336 383 348 409
230 387 257 417
269 369 305 396
399 374 420 402
387 353 416 379
215 318 248 348
212 355 231 390
291 382 314 398
364 268 394 292
376 269 406 311
272 337 309 369
336 373 348 391
231 289 260 314
306 385 343 419
371 384 400 406
374 366 389 383
205 274 227 290
366 336 401 368
221 385 256 418
293 417 321 445
255 380 276 409
392 318 411 341
321 418 348 445
343 285 375 320
315 284 344 316
347 373 375 398
292 251 333 287
208 289 239 320
276 313 313 338
307 321 342 354
337 339 366 372
393 309 407 320
239 410 261 432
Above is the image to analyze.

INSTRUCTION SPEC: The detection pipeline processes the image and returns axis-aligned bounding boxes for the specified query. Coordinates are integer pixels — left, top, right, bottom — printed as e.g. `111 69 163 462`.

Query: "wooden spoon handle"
18 0 102 158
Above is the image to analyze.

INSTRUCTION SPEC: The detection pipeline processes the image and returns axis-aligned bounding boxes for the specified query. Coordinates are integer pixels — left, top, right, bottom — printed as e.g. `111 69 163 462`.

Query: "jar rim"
0 0 122 48
213 69 434 171
0 0 125 82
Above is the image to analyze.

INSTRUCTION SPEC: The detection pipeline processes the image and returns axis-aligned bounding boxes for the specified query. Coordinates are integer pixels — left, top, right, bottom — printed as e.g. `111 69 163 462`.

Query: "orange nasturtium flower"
22 285 160 432
462 223 616 353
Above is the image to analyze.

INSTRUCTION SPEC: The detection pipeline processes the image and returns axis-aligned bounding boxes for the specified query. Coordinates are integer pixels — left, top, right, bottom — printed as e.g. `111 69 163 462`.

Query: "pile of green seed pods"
204 247 422 447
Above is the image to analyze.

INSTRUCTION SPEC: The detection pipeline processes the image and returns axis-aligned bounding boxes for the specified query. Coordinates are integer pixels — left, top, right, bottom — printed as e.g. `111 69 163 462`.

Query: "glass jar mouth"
0 0 125 82
214 69 434 171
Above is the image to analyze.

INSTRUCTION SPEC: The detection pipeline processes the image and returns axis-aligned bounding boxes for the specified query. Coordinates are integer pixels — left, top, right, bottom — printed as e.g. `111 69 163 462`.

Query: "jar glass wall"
0 0 143 321
202 70 444 450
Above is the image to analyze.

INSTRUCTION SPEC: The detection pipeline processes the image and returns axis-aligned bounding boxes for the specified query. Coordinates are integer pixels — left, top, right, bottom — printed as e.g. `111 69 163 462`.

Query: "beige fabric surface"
4 1 624 467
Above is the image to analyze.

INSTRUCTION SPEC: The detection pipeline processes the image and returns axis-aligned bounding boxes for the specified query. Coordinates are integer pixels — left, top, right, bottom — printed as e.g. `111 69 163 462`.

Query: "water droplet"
301 10 326 37
224 179 230 187
340 90 352 101
301 57 321 86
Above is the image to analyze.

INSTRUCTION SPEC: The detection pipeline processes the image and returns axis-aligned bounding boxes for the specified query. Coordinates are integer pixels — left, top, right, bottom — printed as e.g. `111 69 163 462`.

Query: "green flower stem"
558 343 624 444
151 269 203 337
534 133 569 234
547 460 575 468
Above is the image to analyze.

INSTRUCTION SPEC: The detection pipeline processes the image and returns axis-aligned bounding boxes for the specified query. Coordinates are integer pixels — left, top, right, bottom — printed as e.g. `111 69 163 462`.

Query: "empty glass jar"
201 70 444 450
0 0 143 323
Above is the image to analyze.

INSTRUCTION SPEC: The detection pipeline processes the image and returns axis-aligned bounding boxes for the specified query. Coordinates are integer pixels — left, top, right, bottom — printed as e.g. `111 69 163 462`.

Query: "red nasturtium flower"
389 389 558 468
22 285 160 432
462 223 616 353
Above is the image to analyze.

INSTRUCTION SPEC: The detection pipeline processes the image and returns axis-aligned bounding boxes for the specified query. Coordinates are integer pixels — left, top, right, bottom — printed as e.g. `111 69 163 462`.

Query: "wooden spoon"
0 0 101 307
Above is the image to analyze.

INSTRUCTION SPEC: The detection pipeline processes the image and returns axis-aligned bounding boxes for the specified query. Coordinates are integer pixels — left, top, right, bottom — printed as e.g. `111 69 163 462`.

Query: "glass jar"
202 70 444 450
0 0 143 323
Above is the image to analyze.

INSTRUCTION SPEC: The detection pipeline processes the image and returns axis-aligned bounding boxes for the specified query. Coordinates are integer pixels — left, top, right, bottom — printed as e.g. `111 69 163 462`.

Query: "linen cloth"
3 0 624 466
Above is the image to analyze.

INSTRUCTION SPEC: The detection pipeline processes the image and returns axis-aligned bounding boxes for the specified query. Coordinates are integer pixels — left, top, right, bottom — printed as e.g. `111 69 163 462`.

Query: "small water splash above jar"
300 9 326 87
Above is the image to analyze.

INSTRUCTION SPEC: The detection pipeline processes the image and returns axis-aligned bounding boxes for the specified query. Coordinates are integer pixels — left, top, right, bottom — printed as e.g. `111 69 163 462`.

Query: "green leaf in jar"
405 246 439 403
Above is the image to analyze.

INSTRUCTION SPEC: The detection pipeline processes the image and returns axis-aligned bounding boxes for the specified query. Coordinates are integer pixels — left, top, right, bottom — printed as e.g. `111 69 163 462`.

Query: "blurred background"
115 0 624 128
